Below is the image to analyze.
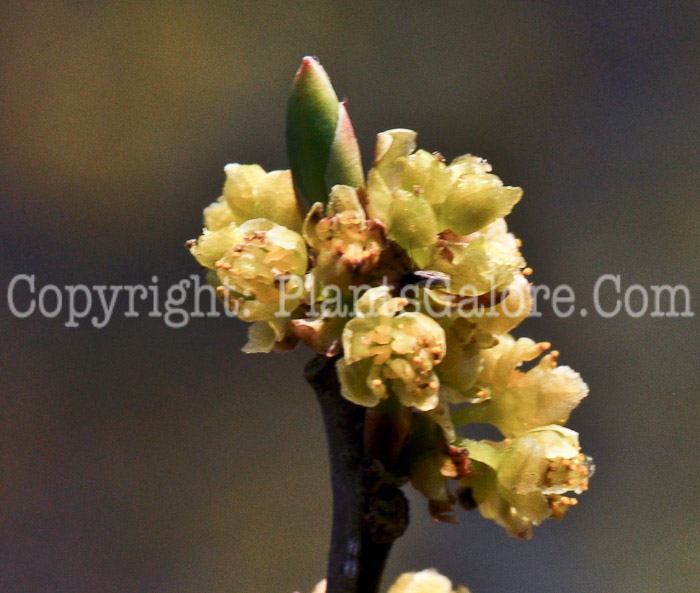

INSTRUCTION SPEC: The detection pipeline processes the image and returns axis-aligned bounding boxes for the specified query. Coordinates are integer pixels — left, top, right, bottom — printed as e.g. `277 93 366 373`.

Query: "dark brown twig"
305 355 409 593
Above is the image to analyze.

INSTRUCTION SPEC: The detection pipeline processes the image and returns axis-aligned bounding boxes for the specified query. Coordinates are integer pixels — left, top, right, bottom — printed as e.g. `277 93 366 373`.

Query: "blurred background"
1 2 699 592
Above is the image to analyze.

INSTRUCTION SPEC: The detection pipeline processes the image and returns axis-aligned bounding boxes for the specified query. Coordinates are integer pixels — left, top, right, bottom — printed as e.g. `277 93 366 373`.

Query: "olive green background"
2 2 699 592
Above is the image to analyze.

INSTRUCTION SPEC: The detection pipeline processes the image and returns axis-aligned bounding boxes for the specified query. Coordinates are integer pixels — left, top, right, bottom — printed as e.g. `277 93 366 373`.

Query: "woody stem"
305 354 409 593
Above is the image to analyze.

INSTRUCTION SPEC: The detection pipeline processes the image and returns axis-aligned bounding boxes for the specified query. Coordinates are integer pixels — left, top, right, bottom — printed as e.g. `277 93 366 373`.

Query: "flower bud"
440 155 522 236
223 165 303 232
308 570 470 593
241 318 294 354
466 272 533 336
435 318 482 403
202 197 236 231
366 130 439 267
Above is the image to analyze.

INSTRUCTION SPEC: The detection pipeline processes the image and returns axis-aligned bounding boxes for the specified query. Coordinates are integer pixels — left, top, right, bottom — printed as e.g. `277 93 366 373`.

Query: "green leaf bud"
286 57 363 207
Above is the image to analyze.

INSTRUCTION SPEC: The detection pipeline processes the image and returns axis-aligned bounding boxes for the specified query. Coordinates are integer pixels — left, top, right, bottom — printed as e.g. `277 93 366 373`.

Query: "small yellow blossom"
339 287 446 411
303 185 385 292
428 219 524 297
305 569 470 593
365 129 522 271
460 426 593 538
453 334 588 437
189 218 307 321
203 163 303 232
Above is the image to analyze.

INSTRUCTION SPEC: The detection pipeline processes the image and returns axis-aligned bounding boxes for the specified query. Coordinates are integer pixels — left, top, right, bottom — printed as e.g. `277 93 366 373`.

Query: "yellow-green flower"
431 273 532 403
203 164 303 232
189 218 307 321
434 317 483 403
464 271 533 336
387 569 470 593
303 185 385 292
189 57 595 546
427 219 524 297
365 129 522 269
453 334 588 437
338 287 446 411
460 426 593 538
308 569 470 593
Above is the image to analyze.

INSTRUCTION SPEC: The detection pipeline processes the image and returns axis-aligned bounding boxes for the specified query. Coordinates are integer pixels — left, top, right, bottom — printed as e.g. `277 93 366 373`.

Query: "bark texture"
305 355 409 593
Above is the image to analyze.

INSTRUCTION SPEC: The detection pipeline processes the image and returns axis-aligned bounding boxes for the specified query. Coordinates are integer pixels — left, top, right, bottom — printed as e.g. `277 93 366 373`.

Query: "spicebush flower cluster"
188 58 592 540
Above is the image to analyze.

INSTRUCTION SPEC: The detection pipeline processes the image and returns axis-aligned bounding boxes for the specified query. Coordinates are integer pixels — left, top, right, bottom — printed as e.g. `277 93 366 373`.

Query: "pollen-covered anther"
549 493 581 520
371 379 383 387
560 495 578 508
539 341 552 352
522 267 533 276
